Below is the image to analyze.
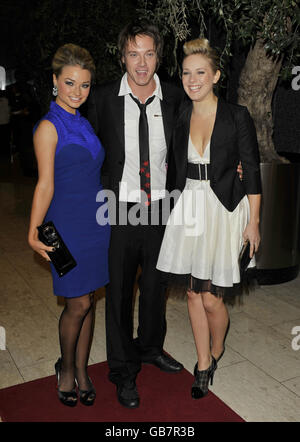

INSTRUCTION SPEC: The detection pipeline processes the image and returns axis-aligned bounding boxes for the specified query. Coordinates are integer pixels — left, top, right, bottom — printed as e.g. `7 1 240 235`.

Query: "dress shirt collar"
118 72 163 101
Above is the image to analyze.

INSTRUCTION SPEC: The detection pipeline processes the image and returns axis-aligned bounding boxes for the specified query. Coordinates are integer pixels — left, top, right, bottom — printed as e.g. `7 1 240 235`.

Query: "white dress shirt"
118 73 167 202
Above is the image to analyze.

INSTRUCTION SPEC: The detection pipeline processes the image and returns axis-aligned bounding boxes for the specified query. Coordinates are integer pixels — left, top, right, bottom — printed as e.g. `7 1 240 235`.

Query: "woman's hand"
243 221 260 258
28 228 54 261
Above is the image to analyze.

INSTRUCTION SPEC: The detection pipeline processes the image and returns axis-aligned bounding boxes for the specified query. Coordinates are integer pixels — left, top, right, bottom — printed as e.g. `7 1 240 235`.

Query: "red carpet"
0 361 244 422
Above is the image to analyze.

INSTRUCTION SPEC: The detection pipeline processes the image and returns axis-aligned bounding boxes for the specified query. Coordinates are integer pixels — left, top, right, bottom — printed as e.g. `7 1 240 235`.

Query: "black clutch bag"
37 221 77 277
239 241 251 277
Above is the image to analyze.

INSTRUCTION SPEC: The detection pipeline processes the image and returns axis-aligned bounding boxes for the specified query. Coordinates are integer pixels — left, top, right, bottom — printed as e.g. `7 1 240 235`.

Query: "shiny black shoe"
75 377 96 406
144 353 184 373
55 358 78 407
117 381 140 409
191 357 217 399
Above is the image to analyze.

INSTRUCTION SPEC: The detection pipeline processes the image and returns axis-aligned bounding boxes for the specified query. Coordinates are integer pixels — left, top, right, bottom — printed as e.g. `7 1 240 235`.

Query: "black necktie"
130 93 155 206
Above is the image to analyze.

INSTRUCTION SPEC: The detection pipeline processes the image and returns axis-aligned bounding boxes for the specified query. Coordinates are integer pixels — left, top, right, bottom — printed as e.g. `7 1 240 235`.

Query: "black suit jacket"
87 79 184 199
170 97 262 212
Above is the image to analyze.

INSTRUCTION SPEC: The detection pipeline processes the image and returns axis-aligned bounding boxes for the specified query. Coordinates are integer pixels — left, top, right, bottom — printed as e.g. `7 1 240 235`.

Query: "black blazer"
87 79 184 199
170 97 262 212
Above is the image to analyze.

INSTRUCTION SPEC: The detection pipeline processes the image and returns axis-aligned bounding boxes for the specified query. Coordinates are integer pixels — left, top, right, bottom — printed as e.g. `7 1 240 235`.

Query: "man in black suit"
88 21 184 408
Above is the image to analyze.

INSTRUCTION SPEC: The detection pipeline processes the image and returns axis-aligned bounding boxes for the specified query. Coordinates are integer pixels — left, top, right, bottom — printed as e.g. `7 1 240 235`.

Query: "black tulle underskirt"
161 269 258 305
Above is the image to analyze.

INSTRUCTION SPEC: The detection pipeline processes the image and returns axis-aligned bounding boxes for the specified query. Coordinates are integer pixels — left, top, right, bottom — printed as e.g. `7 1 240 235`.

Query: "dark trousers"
0 124 11 157
106 202 167 385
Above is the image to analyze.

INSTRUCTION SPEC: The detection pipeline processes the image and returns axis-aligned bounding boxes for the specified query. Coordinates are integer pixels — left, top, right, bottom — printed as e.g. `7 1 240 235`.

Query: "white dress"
157 136 255 297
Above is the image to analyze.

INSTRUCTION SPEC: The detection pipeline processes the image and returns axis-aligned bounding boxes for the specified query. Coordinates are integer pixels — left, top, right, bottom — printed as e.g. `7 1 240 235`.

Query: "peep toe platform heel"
54 358 78 407
75 376 96 406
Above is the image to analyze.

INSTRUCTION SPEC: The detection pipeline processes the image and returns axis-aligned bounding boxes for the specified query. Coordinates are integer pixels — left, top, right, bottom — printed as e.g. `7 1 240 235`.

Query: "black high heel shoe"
75 376 96 406
191 357 217 399
55 358 78 407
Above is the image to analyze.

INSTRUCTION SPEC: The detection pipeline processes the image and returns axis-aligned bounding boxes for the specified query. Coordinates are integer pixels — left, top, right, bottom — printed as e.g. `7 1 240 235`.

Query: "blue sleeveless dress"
37 101 110 297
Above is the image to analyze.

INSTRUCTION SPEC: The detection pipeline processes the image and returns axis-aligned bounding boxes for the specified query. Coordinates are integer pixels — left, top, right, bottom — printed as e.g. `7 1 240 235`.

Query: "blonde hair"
183 38 220 73
52 43 95 80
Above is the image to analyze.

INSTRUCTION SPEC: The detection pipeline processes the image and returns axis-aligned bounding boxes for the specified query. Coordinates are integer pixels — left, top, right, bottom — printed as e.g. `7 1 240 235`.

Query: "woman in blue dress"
28 44 110 407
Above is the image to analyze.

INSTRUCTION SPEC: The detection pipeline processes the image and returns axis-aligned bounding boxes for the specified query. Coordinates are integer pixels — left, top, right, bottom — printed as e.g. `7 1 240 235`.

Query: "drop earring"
52 85 58 97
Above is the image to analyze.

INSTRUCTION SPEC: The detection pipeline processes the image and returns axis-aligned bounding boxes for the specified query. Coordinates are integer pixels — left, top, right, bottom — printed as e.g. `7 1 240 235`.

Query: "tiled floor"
0 156 300 422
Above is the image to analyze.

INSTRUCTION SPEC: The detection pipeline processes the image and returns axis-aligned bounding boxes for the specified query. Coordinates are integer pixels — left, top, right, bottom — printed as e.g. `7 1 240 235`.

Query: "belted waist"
187 163 211 180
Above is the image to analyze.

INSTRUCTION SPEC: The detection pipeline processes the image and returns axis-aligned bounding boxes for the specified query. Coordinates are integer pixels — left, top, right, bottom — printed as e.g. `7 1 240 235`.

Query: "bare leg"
187 290 211 370
202 292 229 360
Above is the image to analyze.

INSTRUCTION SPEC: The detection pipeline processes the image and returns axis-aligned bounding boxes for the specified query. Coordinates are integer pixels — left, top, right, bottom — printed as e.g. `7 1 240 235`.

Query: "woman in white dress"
157 38 261 398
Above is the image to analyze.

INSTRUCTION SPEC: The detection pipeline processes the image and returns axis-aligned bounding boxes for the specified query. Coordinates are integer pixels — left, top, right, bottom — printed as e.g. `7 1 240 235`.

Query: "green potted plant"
138 0 300 284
